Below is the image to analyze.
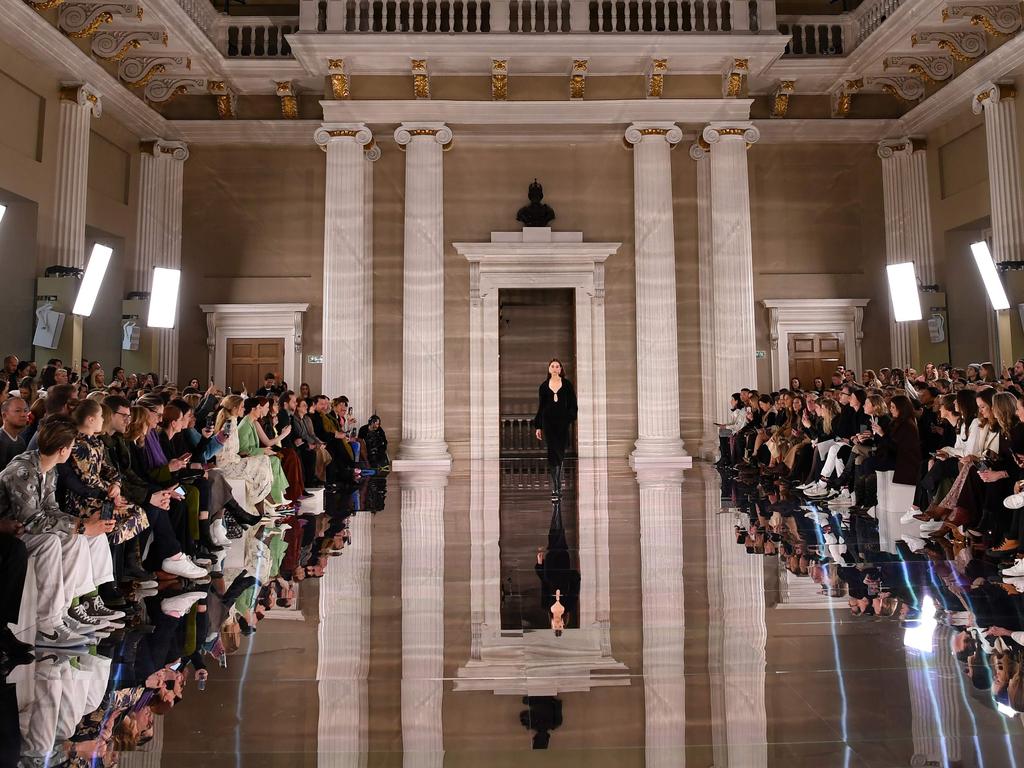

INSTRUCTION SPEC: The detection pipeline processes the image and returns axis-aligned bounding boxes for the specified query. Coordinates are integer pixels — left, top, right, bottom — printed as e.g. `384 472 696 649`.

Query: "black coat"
532 378 578 433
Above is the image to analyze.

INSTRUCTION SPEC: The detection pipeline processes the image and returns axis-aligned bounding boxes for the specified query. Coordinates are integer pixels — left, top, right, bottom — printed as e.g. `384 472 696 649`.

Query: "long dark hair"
888 394 917 431
547 358 567 380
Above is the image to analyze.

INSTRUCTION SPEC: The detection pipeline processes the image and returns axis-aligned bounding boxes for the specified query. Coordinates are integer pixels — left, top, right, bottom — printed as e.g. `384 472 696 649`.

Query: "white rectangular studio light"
148 267 181 328
72 243 113 316
0 204 7 224
971 240 1010 311
886 262 922 322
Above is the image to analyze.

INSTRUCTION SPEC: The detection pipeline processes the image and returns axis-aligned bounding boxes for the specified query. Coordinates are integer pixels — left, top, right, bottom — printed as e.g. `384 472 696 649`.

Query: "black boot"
198 516 224 553
124 540 155 582
225 498 261 527
548 466 559 501
554 465 563 498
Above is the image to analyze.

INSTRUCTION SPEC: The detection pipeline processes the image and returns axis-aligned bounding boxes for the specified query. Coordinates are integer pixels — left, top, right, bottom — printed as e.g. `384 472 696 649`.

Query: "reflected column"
706 468 767 766
637 467 685 768
401 472 447 766
317 511 373 767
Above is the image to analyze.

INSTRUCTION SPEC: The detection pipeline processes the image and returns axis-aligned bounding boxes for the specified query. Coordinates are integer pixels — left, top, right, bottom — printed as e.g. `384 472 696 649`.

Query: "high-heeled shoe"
224 498 261 527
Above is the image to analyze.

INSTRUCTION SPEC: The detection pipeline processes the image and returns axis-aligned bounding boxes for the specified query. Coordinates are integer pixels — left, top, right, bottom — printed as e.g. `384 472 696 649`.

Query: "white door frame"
761 298 870 390
455 230 620 461
200 303 310 391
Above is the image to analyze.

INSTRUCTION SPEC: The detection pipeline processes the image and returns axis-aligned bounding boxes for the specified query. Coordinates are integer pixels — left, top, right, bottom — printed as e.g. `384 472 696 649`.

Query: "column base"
394 441 452 473
630 438 692 471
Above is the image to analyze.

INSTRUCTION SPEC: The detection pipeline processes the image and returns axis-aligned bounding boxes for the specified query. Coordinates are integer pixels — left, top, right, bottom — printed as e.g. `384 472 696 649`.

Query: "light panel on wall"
886 262 922 322
72 243 113 316
148 267 181 328
971 240 1010 310
0 204 7 224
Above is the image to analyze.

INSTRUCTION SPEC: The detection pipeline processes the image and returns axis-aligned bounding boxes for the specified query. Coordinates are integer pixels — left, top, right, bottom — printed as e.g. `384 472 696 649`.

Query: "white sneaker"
796 481 818 491
161 554 209 581
1004 493 1024 510
900 510 922 525
210 519 231 547
160 591 206 618
901 534 927 551
919 521 944 534
35 623 90 649
1001 559 1024 577
1003 576 1024 591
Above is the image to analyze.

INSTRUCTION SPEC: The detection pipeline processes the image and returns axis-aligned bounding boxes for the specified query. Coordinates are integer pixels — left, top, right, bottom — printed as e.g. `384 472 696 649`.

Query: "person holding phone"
214 395 277 516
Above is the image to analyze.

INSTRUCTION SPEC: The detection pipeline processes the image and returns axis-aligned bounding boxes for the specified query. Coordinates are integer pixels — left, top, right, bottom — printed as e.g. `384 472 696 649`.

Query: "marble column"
400 472 447 767
878 140 913 369
133 140 188 383
973 82 1024 264
317 510 372 767
904 143 937 287
637 467 686 768
625 123 687 468
315 124 378 418
703 124 759 422
691 140 718 460
394 123 452 469
51 84 102 268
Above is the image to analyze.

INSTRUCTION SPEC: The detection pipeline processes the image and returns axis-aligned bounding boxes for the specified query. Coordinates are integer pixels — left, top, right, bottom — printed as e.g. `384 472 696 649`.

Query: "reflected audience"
0 355 388 764
718 360 1024 718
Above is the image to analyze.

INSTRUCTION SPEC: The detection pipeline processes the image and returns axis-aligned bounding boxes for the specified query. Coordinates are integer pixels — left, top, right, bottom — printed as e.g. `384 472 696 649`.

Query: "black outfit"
0 431 25 473
533 378 577 496
534 504 580 628
0 534 27 630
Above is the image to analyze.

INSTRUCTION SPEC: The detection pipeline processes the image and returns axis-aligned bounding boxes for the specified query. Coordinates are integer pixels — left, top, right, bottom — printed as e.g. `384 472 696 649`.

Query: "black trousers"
143 504 183 567
0 534 28 626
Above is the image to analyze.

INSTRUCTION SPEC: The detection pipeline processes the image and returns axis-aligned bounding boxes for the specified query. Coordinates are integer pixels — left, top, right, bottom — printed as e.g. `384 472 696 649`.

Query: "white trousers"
821 444 846 479
20 533 113 631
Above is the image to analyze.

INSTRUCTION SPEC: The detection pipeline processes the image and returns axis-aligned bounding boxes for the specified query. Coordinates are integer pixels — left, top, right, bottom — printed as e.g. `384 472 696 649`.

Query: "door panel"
787 333 846 388
227 338 283 395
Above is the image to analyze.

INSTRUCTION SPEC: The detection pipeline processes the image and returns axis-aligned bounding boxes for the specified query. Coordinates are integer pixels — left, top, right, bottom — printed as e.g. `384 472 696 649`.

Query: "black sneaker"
0 627 33 658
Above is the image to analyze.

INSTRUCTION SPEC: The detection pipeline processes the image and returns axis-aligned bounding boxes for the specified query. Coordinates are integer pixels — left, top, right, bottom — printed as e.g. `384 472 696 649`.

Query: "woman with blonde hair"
215 394 275 515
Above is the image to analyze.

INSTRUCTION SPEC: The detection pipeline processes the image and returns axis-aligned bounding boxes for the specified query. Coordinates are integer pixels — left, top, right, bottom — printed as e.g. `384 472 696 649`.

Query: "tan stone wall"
179 137 889 459
0 42 137 368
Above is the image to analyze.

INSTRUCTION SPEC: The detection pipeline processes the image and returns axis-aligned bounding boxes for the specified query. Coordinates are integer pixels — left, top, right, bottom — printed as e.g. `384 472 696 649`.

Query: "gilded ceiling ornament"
144 77 205 104
119 55 190 88
491 59 508 101
91 28 165 61
276 81 299 119
770 80 795 118
646 58 667 99
723 58 749 98
869 75 926 102
942 3 1022 35
912 29 986 61
411 59 430 99
26 0 66 11
885 53 955 82
208 80 237 119
831 78 862 117
327 59 349 99
58 3 140 38
569 58 587 100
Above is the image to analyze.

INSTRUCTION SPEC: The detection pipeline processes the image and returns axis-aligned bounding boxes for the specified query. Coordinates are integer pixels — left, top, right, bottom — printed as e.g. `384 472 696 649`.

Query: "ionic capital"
59 82 102 118
140 139 189 162
973 81 1016 114
394 122 453 149
624 122 683 147
702 123 760 146
314 123 375 153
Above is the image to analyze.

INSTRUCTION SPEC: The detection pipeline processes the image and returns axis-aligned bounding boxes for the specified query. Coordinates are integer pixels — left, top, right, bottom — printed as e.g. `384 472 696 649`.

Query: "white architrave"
761 298 870 390
455 229 619 461
200 303 310 390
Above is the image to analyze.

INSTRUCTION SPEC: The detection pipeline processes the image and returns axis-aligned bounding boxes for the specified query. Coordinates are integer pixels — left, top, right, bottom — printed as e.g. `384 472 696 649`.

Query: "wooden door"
787 333 845 388
227 338 284 395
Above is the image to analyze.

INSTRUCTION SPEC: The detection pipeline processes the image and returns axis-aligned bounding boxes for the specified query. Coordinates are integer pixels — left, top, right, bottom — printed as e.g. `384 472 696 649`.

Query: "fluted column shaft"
905 147 937 287
704 125 759 421
401 474 447 767
315 124 377 416
626 124 686 465
974 83 1024 264
878 141 913 369
51 84 101 268
395 124 452 465
133 140 188 383
692 143 718 459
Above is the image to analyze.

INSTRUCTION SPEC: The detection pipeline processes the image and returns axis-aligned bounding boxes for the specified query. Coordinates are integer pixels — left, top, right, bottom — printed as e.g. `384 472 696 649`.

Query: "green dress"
238 417 287 504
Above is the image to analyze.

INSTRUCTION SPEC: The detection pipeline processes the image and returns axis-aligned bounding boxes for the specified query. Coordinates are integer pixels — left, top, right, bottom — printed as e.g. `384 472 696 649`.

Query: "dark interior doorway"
497 288 577 458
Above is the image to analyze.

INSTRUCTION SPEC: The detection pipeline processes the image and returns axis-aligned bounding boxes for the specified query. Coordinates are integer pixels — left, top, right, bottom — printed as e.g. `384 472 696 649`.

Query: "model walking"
533 359 578 500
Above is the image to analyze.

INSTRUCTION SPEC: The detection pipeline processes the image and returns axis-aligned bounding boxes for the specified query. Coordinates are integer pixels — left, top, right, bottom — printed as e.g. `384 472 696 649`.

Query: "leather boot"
225 498 261 527
198 516 223 553
124 540 155 582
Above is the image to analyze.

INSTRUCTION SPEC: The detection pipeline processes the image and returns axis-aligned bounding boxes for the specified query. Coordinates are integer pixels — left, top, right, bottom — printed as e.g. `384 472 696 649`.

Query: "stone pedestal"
625 123 689 470
51 84 101 269
394 123 453 470
315 124 378 420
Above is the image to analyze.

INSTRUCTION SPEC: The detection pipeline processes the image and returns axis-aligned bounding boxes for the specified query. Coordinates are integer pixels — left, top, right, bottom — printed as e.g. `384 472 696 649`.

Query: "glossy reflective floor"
7 460 1024 766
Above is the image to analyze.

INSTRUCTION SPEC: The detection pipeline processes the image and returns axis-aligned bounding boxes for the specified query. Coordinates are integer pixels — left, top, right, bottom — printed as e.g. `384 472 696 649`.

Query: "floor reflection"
7 461 1024 764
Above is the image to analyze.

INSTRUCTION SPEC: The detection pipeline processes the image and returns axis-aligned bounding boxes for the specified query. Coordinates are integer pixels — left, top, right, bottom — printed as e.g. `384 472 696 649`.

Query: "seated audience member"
243 398 290 507
2 356 17 392
0 397 28 471
255 372 281 398
215 394 277 516
291 397 323 485
23 383 75 449
358 415 390 469
0 416 123 648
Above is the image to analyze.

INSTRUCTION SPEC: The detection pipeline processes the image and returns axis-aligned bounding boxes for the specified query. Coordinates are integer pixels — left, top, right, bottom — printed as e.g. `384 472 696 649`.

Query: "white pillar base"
629 449 693 471
392 456 452 473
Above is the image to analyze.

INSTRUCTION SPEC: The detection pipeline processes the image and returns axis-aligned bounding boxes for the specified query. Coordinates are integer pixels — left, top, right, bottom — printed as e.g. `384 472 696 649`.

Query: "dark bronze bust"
516 179 556 227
